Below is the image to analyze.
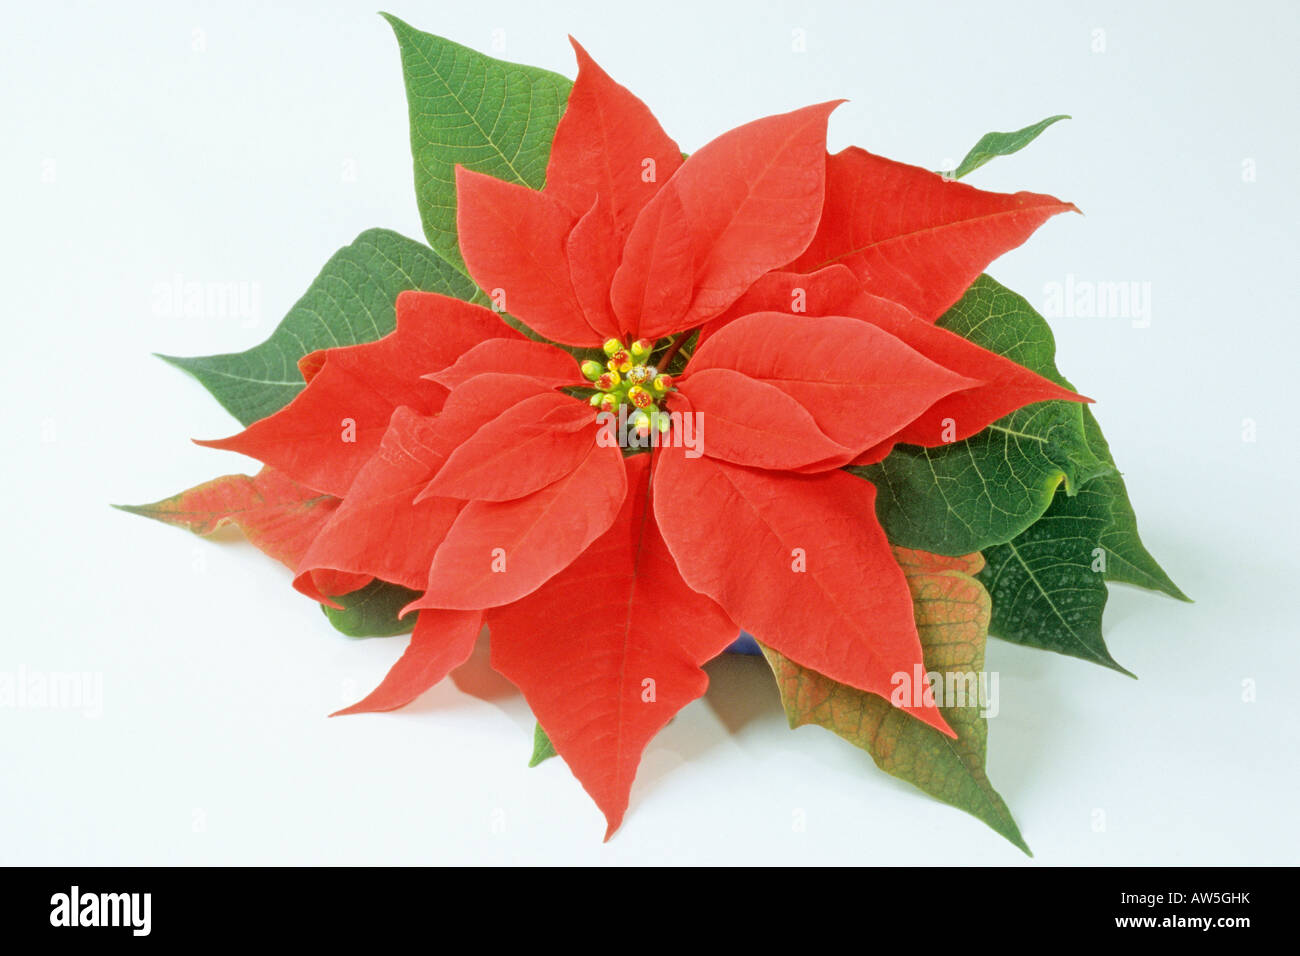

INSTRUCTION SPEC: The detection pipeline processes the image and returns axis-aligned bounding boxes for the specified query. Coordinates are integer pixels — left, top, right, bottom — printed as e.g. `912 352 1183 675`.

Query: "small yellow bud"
580 359 605 382
602 338 623 357
630 338 654 359
652 374 673 393
596 370 620 390
628 386 653 409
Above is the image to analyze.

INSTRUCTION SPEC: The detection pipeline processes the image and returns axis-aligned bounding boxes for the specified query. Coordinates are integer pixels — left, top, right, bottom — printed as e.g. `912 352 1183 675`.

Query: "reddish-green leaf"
118 467 336 572
761 548 1029 852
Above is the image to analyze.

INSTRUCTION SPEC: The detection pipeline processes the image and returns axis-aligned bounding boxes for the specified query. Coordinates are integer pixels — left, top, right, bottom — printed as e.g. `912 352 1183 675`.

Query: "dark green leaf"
1081 407 1190 601
950 115 1070 179
160 228 475 426
855 275 1107 554
978 482 1132 675
383 14 572 276
322 580 422 638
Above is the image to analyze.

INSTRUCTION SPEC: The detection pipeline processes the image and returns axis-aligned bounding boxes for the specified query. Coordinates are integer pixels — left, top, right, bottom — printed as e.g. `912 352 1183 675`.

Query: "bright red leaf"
565 195 626 338
544 38 682 237
294 407 462 600
197 292 517 496
700 266 1086 449
615 102 841 338
790 147 1077 320
456 166 606 346
488 454 736 836
684 310 980 451
608 184 696 342
333 609 484 716
409 437 628 611
424 338 582 391
653 444 952 736
424 393 603 502
668 371 855 471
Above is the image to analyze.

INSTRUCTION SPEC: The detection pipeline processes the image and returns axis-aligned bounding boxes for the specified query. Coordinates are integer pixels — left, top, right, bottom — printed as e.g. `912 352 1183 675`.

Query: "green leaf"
761 549 1029 853
1081 407 1190 601
383 14 572 277
854 275 1107 554
978 482 1132 675
528 722 558 767
160 228 476 426
321 580 422 638
950 115 1070 179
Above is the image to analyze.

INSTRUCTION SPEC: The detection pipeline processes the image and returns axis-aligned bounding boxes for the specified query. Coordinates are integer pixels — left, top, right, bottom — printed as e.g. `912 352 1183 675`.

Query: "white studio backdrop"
2 0 1297 864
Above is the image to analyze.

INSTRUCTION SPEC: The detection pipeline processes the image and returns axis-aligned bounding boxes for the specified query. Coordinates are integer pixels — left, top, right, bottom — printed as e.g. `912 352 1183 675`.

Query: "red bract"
194 39 1084 835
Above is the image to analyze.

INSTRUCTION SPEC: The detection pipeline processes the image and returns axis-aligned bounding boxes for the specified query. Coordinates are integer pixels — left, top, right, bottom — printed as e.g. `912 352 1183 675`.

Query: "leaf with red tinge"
410 439 628 611
424 394 600 501
762 549 1029 853
685 311 979 452
670 370 855 471
456 166 604 346
489 454 736 837
653 445 952 736
615 102 840 337
117 466 337 571
196 292 516 496
332 609 483 715
425 338 582 390
791 147 1077 320
295 407 462 596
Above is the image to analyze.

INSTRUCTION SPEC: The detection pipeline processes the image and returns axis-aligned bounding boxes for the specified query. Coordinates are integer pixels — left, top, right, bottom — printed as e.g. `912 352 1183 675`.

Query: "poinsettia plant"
121 16 1186 852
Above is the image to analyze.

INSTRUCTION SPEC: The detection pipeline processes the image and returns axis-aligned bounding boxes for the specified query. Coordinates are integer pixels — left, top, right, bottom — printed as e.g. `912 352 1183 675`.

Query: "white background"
3 0 1298 865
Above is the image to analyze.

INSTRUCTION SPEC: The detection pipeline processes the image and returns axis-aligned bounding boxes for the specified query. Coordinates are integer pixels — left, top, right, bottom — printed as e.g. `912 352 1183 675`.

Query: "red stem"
657 331 693 371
